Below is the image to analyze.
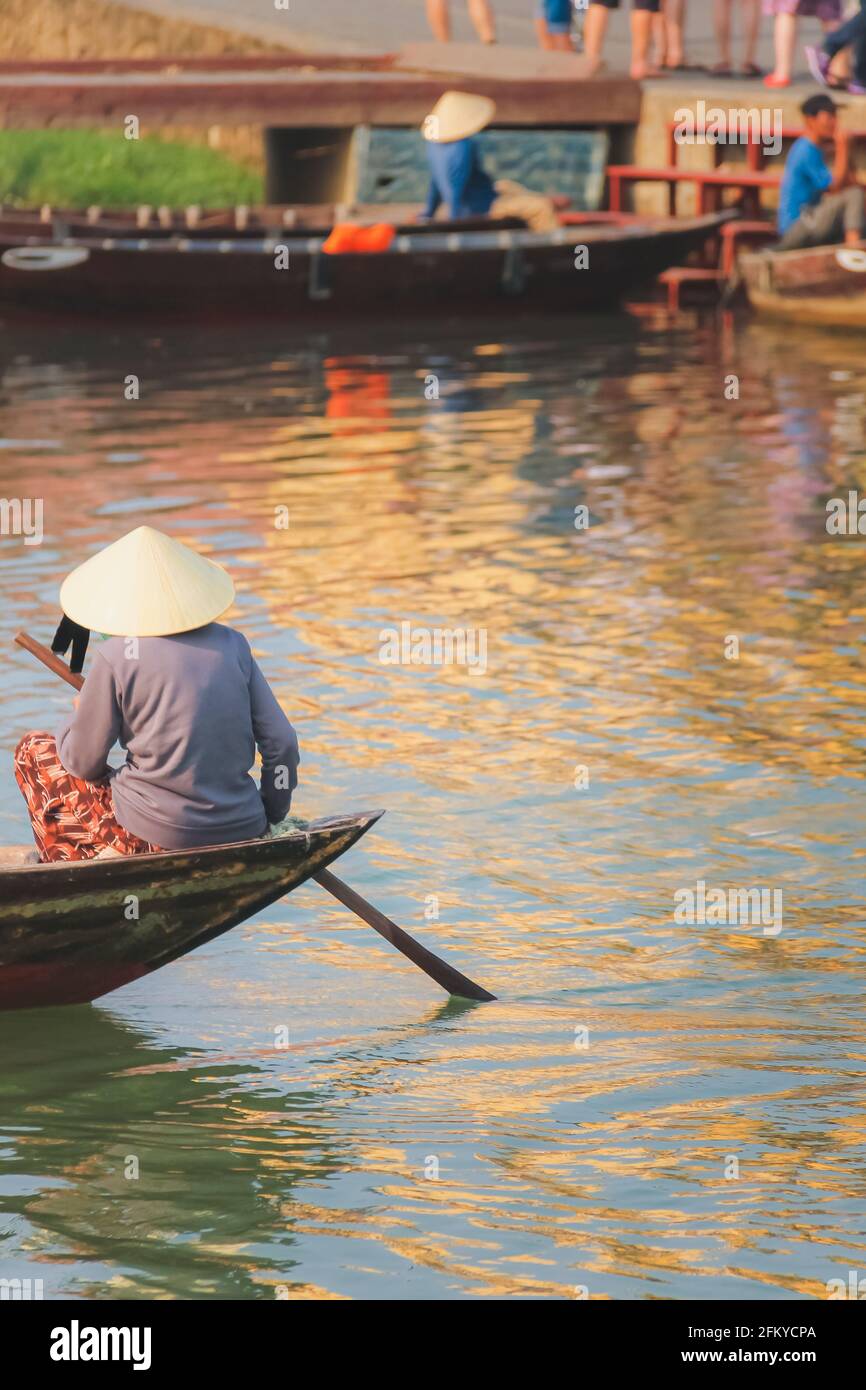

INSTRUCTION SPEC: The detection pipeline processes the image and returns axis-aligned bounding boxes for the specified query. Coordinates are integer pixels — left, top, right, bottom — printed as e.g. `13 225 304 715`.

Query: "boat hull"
0 812 381 1011
741 241 866 328
0 212 730 317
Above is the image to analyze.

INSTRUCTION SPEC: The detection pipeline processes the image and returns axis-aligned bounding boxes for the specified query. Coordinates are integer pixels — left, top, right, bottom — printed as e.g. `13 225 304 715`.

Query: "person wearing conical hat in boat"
13 527 300 864
419 91 567 234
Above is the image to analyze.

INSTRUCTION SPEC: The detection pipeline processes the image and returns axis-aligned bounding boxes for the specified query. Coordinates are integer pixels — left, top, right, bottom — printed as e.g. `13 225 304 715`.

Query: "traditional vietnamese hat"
59 525 235 637
422 90 496 144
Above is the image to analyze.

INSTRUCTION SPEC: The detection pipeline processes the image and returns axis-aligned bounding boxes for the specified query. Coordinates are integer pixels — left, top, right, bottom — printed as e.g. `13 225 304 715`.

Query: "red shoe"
764 73 791 88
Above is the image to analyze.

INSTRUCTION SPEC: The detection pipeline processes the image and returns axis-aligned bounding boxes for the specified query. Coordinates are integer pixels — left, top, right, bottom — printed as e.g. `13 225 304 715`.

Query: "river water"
0 307 864 1301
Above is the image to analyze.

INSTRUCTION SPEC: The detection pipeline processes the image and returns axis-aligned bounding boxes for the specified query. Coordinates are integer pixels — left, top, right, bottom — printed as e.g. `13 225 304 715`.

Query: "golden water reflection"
0 312 864 1299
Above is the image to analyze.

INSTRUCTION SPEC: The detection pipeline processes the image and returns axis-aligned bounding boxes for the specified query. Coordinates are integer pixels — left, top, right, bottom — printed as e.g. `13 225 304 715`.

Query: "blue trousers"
825 0 866 87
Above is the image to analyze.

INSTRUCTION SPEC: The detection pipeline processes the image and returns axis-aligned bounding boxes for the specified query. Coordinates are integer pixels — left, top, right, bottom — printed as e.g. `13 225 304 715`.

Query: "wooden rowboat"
0 208 732 316
0 203 524 241
7 631 496 1008
0 811 381 1012
740 240 866 328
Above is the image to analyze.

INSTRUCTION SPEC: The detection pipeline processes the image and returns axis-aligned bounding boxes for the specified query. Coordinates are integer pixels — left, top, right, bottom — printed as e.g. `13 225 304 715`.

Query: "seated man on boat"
419 90 566 234
14 527 300 863
777 93 866 251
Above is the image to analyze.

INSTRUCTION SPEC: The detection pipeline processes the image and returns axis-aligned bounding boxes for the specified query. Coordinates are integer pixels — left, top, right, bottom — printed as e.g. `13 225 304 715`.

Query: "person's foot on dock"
805 45 831 87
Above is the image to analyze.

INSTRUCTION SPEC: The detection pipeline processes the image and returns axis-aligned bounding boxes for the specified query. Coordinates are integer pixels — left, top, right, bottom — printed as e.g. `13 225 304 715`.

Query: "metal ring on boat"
1 246 90 272
835 247 866 274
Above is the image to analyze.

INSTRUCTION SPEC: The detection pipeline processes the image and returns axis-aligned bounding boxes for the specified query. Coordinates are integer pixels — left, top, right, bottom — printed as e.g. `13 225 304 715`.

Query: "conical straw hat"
422 90 496 144
59 526 235 637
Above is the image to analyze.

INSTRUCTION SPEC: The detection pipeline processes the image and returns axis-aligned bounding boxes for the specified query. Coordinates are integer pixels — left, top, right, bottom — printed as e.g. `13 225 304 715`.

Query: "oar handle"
15 631 84 691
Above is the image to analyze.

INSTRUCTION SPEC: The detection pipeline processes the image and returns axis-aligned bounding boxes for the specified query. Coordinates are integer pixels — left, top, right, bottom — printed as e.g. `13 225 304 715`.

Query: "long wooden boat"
0 811 380 1011
0 201 649 239
0 202 518 240
740 240 866 328
0 208 732 316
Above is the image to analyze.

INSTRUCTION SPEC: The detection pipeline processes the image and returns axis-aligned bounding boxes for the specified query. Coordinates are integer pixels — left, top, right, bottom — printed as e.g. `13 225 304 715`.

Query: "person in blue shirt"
778 92 865 250
420 90 562 233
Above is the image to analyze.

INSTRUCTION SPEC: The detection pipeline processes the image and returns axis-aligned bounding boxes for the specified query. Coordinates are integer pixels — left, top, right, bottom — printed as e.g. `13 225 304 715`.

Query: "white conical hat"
422 90 496 144
59 526 235 637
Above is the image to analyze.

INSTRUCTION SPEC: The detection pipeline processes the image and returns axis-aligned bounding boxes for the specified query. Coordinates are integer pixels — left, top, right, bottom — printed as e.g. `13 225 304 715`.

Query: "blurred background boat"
0 206 731 316
741 242 866 329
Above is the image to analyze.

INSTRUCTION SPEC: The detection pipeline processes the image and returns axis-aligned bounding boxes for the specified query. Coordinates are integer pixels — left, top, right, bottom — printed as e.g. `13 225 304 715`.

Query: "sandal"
740 62 763 78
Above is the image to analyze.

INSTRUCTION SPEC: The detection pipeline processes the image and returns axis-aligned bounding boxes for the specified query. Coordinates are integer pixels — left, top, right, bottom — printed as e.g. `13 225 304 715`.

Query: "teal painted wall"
352 127 609 210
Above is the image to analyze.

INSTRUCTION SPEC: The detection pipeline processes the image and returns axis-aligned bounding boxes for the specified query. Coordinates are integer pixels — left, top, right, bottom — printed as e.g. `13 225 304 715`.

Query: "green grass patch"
0 129 263 208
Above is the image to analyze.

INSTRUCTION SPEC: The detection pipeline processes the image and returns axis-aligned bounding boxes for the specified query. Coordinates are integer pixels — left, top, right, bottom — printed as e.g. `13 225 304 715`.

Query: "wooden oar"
14 631 496 1003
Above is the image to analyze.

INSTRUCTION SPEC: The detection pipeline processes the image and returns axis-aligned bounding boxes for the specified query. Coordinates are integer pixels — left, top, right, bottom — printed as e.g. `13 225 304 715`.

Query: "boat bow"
0 811 382 1010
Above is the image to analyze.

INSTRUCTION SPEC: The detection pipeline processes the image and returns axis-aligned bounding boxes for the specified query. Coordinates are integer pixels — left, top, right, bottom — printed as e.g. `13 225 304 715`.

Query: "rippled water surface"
0 308 865 1300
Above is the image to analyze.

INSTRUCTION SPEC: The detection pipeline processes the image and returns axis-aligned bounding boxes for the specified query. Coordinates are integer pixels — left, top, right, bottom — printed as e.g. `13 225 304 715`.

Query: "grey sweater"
56 624 300 851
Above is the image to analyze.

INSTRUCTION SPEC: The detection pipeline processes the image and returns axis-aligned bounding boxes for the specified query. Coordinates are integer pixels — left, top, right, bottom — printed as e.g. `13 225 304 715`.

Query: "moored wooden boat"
0 202 515 240
740 240 866 328
0 208 732 316
0 203 647 241
0 811 381 1011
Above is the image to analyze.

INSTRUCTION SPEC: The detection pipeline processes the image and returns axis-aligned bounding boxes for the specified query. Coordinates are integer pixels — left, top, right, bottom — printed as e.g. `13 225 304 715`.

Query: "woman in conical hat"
419 90 564 233
14 527 300 863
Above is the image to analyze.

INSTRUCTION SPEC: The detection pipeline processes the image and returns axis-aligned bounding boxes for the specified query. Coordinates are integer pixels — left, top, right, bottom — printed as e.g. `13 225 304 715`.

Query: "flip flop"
740 63 764 78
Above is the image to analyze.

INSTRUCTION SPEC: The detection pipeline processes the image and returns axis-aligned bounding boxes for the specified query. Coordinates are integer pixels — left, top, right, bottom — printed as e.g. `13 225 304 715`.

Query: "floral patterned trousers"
14 731 161 863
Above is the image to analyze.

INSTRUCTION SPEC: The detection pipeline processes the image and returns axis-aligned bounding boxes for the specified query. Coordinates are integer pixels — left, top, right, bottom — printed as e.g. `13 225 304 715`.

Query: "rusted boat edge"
0 808 384 877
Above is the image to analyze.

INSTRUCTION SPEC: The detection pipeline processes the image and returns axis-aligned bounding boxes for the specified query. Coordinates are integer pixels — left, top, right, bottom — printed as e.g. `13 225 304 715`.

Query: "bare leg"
584 3 610 73
772 12 796 81
535 17 555 49
714 0 732 69
663 0 686 68
426 0 451 41
741 0 760 68
652 12 667 68
631 9 662 78
468 0 496 43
